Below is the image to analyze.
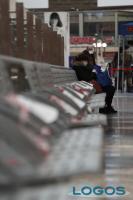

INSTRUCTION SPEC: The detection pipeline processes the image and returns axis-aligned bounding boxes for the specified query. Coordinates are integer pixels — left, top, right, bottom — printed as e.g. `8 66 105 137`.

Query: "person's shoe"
108 106 117 114
99 106 117 114
99 107 108 114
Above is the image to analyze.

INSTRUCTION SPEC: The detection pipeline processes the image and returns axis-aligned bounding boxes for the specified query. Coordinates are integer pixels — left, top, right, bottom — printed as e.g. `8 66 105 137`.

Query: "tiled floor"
103 93 133 199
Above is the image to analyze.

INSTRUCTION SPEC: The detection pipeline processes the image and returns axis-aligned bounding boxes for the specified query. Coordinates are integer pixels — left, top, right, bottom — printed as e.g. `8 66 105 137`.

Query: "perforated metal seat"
51 66 78 85
35 63 53 89
23 61 41 92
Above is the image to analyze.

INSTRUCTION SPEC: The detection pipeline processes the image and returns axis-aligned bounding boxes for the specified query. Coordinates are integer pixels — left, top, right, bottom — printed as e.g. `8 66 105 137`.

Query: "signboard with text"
70 36 114 45
118 22 133 36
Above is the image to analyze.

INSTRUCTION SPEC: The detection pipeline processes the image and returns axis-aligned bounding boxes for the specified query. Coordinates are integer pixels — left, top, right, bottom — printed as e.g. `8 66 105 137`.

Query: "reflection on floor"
103 93 133 199
67 93 133 200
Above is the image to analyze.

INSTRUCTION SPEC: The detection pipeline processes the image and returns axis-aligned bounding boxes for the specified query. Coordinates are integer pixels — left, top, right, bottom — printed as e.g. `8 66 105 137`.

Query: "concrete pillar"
79 12 84 37
115 12 118 46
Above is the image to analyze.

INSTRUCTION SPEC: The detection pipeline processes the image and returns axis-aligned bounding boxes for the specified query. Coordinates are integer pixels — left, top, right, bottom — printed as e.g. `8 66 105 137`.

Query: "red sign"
128 26 133 32
70 36 113 45
70 37 96 44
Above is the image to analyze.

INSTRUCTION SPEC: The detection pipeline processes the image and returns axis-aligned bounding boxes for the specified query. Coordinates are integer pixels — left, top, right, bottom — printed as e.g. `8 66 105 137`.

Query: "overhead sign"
119 22 133 36
70 36 113 44
70 37 95 44
98 0 133 7
17 0 49 9
128 26 133 32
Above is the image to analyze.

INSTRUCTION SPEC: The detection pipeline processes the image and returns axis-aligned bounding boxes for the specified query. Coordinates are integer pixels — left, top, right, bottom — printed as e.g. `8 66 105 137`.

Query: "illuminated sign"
70 37 113 44
98 0 133 7
128 26 133 32
17 0 49 9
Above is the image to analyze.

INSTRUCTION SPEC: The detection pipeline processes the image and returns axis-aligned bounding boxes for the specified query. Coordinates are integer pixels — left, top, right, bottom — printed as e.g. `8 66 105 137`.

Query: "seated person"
93 64 117 114
73 46 117 114
73 46 96 82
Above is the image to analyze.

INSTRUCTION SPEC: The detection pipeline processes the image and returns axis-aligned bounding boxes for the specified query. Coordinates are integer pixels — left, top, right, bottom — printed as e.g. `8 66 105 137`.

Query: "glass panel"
70 13 79 36
83 11 115 38
84 22 115 37
70 23 79 36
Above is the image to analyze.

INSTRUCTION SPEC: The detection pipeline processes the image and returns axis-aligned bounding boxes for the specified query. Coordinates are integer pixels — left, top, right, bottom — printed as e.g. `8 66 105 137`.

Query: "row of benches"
0 55 105 108
0 55 107 195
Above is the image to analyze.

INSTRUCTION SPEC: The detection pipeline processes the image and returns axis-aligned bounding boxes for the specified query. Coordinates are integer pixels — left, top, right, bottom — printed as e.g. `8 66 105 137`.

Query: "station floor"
104 93 133 199
62 93 133 199
68 93 133 199
5 93 133 200
84 92 133 199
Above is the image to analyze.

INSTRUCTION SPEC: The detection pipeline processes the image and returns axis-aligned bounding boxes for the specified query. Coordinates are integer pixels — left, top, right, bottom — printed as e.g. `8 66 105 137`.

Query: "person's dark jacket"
75 50 96 66
73 65 94 82
73 50 96 82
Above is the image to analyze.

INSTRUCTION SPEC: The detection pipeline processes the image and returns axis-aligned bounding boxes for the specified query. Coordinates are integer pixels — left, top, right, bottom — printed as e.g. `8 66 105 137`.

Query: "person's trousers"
102 85 116 107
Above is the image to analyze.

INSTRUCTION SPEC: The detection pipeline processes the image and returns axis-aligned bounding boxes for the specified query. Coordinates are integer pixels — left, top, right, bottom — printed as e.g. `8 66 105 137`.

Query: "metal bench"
0 55 106 120
0 58 14 95
0 55 105 190
51 66 78 85
50 65 106 112
0 55 32 94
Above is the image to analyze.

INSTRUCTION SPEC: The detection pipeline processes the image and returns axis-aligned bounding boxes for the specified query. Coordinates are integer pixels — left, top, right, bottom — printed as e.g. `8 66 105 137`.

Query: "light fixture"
102 43 107 48
93 41 107 48
93 43 96 47
97 42 102 48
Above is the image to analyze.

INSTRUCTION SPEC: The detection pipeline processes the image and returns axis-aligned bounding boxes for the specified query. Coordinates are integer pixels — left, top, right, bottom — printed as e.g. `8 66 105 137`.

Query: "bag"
90 80 103 94
94 65 112 87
